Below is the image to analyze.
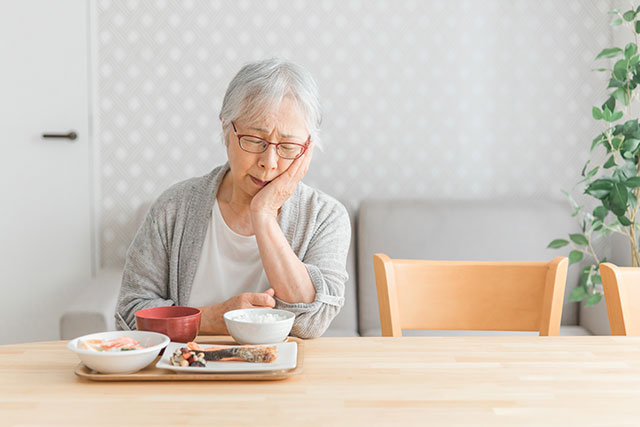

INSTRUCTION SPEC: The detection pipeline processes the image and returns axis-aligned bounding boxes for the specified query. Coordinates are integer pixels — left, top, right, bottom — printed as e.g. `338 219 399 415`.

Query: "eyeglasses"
231 121 310 160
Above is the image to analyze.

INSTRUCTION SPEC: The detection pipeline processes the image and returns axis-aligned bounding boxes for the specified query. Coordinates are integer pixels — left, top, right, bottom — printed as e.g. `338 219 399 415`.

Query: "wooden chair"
373 254 568 337
600 262 640 336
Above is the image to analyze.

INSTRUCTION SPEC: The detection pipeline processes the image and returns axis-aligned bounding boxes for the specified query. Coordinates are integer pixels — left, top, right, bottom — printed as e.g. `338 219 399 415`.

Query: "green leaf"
623 119 640 137
613 59 628 80
612 111 624 122
547 239 569 249
626 176 640 187
585 293 603 307
569 250 584 265
604 155 617 168
611 17 623 26
608 77 626 88
580 166 599 183
569 233 589 246
593 206 609 220
611 135 624 150
616 160 637 181
629 191 638 211
581 159 590 177
571 204 583 217
618 215 632 226
637 20 640 33
626 42 639 59
610 182 629 215
621 138 640 153
624 159 637 175
596 47 623 59
591 134 606 151
609 8 620 14
592 106 603 120
569 286 588 302
612 87 630 106
585 179 614 199
603 97 616 114
624 10 637 21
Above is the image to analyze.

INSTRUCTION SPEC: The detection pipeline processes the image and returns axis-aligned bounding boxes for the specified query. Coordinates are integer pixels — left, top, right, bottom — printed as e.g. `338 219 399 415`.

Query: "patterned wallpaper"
96 0 612 268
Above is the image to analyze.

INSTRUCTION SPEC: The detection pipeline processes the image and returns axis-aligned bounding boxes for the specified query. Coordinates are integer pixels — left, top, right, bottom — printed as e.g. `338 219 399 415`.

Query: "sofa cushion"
357 199 582 336
59 268 123 339
321 201 359 336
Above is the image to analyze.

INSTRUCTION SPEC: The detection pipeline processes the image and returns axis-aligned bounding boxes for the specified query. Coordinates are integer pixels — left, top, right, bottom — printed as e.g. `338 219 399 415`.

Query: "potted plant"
549 5 640 319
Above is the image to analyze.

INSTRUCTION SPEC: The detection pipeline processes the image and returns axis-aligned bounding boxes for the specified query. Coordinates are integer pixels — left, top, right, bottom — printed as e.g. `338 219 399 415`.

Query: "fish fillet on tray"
156 341 298 373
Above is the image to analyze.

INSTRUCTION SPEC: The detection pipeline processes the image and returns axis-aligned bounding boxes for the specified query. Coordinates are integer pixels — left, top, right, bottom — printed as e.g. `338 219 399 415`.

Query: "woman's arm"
249 141 317 304
115 204 174 330
276 203 351 338
252 213 316 304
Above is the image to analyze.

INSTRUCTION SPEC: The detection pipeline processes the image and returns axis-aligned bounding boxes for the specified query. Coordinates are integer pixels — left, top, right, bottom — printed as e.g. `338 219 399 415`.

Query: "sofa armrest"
59 268 123 340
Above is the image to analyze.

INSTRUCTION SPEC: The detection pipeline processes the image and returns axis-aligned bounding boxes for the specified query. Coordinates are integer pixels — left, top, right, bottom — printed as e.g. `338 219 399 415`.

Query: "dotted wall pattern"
97 0 612 267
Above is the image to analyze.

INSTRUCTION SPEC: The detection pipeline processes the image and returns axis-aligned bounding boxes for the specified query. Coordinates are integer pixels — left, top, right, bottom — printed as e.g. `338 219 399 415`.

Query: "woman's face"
225 96 309 200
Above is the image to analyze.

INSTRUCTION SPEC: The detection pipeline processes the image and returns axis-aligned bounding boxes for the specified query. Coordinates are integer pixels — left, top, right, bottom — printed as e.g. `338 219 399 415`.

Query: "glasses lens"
239 136 267 153
277 143 304 159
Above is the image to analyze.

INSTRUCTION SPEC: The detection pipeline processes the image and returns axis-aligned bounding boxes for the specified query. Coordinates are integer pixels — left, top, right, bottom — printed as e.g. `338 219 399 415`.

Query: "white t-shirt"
188 198 270 307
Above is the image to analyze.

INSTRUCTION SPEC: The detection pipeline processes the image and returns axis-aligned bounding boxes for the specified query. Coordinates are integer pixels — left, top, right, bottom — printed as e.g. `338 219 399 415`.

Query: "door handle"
42 131 77 141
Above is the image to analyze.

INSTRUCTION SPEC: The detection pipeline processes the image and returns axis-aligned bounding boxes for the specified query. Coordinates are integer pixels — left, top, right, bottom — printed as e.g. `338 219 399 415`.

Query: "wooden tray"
74 337 303 382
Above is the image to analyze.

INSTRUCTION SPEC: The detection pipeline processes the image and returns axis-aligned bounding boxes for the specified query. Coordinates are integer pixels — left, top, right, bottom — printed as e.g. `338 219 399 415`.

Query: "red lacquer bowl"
135 306 201 343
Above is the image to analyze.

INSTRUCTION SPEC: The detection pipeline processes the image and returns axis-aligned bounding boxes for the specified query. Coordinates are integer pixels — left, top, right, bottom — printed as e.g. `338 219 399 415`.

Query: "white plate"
156 342 297 373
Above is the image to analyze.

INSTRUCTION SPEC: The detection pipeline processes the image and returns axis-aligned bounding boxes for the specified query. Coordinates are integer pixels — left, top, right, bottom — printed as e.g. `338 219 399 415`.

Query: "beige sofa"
61 198 599 339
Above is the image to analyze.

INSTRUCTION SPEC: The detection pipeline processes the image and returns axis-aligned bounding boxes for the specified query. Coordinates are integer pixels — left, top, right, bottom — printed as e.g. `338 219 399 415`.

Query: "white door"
0 0 92 344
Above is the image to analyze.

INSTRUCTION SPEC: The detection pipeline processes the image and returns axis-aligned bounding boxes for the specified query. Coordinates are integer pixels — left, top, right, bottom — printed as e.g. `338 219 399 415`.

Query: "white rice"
232 312 289 323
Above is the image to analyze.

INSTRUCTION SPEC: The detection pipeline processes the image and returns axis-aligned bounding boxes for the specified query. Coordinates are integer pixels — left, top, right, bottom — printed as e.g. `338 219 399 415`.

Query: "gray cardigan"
115 163 351 339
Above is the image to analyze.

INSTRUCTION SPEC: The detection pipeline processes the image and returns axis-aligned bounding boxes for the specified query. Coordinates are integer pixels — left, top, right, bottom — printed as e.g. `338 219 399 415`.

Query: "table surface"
2 336 640 425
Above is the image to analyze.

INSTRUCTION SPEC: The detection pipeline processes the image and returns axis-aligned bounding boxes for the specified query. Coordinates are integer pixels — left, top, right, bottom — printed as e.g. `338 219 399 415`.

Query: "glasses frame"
231 121 310 160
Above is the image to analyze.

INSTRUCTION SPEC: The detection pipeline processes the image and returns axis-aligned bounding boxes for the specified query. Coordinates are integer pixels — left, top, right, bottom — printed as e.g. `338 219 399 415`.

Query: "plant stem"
586 234 600 263
630 227 640 266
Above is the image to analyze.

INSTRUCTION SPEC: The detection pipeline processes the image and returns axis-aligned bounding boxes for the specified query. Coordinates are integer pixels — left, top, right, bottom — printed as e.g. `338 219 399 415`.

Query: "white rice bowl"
223 308 295 345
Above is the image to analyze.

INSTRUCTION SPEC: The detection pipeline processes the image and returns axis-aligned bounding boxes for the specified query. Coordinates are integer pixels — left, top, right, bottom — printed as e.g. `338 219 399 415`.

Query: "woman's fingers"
292 140 314 179
265 288 275 296
247 292 275 308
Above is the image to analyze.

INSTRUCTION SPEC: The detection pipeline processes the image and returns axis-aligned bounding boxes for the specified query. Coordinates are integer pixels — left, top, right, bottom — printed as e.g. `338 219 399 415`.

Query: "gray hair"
219 58 322 147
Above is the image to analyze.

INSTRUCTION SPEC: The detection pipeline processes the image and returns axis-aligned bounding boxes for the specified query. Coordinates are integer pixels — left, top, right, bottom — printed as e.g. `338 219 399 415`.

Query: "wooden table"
2 336 640 425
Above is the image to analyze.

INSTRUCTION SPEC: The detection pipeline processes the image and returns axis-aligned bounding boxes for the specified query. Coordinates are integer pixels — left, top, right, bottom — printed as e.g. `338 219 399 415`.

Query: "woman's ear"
220 120 229 147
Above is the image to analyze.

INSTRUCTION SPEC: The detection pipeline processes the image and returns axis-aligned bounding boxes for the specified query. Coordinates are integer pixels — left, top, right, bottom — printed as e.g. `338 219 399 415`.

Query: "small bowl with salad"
67 330 170 374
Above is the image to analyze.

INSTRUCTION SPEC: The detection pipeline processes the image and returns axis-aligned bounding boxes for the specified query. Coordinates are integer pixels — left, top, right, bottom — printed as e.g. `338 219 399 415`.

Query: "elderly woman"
115 58 350 339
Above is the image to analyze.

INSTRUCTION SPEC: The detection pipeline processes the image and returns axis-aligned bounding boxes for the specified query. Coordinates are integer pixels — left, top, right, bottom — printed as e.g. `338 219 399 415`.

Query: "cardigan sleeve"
274 201 351 338
115 203 175 331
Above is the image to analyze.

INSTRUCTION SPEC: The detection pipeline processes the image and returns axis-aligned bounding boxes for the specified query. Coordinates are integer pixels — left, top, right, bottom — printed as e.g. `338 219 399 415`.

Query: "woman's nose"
257 144 279 170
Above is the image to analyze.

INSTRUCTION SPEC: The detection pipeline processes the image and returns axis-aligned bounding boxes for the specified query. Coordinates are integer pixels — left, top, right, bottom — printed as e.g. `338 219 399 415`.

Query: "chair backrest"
358 199 582 337
373 254 568 336
600 262 640 336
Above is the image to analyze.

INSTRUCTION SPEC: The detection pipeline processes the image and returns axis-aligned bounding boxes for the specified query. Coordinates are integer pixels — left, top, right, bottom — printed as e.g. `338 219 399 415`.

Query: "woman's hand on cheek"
249 141 314 220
